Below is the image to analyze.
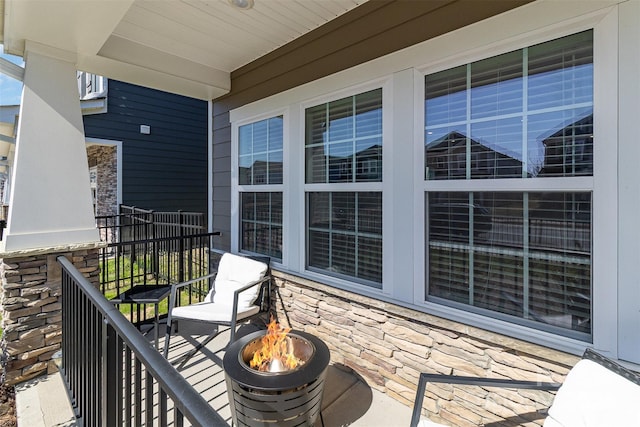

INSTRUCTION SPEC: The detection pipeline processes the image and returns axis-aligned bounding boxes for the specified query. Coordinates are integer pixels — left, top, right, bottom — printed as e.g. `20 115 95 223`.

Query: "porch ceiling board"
1 0 368 100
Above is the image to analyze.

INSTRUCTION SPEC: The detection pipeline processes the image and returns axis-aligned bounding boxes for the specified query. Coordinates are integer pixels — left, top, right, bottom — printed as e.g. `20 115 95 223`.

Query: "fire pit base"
224 330 330 427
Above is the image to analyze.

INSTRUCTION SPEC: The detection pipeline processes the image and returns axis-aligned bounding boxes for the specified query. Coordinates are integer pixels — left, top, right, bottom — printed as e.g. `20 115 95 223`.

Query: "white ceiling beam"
98 35 229 90
3 0 135 57
77 53 229 101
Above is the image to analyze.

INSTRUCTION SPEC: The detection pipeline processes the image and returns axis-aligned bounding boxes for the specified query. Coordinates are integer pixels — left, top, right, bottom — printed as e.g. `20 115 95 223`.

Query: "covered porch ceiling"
0 0 368 100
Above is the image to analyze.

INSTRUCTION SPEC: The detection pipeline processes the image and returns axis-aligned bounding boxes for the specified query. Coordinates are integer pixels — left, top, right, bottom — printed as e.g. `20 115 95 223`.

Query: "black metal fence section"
96 205 206 246
98 232 217 325
58 255 227 427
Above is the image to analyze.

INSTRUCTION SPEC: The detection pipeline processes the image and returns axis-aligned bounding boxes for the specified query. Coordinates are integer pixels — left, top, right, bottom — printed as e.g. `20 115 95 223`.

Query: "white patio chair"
163 252 271 367
410 348 640 427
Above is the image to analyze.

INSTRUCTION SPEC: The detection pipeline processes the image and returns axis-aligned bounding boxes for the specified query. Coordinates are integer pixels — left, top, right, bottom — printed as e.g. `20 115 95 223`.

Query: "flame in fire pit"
249 318 304 373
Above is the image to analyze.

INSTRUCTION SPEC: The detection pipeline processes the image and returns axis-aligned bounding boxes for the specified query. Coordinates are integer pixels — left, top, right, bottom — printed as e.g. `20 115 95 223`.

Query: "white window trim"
298 79 392 292
230 109 289 261
411 4 618 356
77 72 108 100
229 0 626 360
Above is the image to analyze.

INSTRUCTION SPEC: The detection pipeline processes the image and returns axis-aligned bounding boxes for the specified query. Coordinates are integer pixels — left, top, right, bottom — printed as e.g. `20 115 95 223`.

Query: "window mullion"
466 64 472 180
250 126 255 185
325 104 330 184
522 193 530 320
355 193 359 279
468 193 474 306
522 48 530 319
352 96 357 182
328 194 333 269
522 47 529 179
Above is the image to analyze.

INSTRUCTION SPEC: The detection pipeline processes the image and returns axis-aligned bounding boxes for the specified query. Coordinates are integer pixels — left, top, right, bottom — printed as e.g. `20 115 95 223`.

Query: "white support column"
2 45 99 252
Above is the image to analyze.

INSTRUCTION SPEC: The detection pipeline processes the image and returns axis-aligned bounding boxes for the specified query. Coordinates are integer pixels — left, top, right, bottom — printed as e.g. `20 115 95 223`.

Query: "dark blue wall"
83 80 208 216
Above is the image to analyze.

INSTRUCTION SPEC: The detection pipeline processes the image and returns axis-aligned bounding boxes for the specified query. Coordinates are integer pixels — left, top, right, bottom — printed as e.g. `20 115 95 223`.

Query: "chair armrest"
410 373 560 427
230 275 271 311
171 272 217 292
167 272 217 312
228 275 271 341
231 275 271 297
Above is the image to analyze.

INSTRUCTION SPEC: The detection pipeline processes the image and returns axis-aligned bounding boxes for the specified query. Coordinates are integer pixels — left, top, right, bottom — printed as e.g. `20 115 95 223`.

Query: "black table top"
110 284 172 304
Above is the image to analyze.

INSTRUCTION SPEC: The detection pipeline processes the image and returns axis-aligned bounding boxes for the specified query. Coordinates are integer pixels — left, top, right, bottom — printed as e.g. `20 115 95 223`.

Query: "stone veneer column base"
0 243 103 385
272 271 580 427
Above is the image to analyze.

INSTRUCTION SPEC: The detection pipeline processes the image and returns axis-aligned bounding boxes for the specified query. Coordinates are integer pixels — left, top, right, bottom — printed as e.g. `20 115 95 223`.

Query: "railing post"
152 210 159 279
178 210 184 283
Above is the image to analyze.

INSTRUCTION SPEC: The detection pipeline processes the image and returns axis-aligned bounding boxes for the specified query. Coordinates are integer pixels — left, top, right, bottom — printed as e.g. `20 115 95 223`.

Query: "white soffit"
1 0 368 100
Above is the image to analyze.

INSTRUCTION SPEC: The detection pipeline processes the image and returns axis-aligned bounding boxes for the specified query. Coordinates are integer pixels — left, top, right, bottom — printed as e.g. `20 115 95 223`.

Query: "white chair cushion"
212 279 262 310
205 253 268 309
216 253 267 286
543 358 640 427
171 301 260 323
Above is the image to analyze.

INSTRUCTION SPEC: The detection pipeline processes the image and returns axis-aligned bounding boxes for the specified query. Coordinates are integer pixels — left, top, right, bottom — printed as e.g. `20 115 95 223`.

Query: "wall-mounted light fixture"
228 0 254 10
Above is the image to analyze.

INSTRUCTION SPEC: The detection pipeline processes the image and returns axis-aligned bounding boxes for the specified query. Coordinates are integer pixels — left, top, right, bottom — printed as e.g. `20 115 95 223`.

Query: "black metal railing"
98 232 218 325
95 204 216 326
96 205 206 247
58 255 227 427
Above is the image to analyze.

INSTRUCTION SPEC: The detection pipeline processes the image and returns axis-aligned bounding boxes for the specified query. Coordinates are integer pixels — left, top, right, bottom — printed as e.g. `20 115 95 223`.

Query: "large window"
230 2 625 357
305 89 383 286
238 116 283 260
425 31 593 340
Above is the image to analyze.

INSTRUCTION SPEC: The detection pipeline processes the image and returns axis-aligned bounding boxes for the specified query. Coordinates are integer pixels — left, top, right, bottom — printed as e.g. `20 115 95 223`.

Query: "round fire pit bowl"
223 329 330 427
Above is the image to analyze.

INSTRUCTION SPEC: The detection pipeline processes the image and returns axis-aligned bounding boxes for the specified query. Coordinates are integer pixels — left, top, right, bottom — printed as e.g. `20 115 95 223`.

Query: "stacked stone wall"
86 144 118 218
0 247 100 385
87 145 118 244
273 271 580 427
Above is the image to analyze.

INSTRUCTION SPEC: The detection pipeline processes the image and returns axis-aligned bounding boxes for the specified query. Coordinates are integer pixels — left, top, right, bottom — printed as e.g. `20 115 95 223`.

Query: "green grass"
100 254 210 322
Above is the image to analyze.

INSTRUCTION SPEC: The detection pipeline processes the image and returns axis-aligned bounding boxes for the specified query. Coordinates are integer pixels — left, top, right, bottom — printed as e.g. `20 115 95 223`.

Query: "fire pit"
223 321 330 427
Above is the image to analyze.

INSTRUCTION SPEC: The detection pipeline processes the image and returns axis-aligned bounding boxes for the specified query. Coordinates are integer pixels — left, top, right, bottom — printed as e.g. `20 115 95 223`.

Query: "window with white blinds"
305 89 382 184
425 31 593 180
307 192 382 286
305 89 383 286
424 31 593 340
241 192 282 260
238 116 283 261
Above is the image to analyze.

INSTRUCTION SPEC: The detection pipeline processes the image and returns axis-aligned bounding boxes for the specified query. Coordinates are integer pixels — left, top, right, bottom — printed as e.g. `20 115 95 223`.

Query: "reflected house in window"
538 114 593 177
327 144 382 182
240 160 283 185
426 131 524 179
530 114 593 254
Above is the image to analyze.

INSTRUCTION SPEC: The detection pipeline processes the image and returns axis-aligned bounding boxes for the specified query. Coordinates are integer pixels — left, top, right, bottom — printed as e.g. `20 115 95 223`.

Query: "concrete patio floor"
16 321 413 426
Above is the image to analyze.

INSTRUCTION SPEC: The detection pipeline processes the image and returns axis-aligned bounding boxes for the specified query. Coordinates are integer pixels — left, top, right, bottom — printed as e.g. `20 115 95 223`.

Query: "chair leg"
163 320 172 358
175 326 221 369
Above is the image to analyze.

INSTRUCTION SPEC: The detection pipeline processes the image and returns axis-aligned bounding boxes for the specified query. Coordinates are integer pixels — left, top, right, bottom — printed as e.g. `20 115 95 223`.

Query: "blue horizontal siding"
83 80 208 216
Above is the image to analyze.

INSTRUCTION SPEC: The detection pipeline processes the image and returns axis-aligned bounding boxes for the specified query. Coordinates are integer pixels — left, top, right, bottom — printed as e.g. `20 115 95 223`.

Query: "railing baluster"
116 333 125 425
125 347 132 427
159 389 168 427
92 304 101 427
145 370 153 427
80 292 87 422
174 408 184 427
103 319 118 427
135 357 142 427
